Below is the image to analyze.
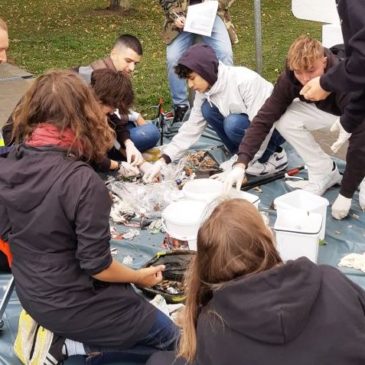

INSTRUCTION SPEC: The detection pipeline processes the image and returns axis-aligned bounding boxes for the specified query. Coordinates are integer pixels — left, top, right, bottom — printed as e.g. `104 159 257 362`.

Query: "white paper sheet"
183 1 219 37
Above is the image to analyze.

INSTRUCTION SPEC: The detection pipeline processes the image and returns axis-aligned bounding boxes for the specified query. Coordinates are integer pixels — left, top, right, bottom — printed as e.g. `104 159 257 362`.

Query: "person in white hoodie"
142 43 286 182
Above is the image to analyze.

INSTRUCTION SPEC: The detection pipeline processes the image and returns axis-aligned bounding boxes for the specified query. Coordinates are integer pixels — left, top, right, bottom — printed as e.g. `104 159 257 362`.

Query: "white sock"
62 338 86 356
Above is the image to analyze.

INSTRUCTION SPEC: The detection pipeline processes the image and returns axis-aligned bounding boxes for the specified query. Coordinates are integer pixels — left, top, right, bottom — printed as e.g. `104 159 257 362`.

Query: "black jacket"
0 145 156 347
148 258 365 365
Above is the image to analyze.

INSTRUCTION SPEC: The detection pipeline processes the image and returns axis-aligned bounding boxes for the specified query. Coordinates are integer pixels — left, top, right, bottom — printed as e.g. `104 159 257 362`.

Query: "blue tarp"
1 143 364 365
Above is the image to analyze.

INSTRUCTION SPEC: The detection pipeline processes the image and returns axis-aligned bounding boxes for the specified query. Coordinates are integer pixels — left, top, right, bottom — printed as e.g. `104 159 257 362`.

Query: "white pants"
275 99 338 182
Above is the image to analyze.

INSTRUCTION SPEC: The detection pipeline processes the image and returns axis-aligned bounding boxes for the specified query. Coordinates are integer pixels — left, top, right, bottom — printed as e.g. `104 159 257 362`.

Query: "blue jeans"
127 122 160 152
85 310 179 365
201 100 285 162
167 15 233 106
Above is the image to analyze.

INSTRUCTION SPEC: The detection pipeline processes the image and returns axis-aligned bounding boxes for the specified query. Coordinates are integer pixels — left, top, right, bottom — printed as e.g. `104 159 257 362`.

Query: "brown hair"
287 35 324 71
0 18 7 32
179 199 282 362
113 34 143 56
90 68 134 115
12 70 114 162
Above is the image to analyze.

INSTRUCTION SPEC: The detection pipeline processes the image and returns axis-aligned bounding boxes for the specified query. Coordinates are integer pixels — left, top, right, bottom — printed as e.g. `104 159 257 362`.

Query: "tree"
108 0 130 10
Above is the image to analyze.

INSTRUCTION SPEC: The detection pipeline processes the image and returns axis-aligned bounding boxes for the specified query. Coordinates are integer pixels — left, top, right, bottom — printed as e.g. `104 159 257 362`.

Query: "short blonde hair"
287 35 324 71
0 18 7 32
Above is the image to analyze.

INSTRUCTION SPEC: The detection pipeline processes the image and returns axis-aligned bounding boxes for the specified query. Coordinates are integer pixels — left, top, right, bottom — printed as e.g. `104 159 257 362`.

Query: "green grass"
0 0 321 117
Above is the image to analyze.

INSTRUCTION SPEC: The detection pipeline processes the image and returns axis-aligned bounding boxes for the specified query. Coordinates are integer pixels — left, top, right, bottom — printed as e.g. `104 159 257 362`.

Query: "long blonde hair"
12 70 115 162
179 199 282 362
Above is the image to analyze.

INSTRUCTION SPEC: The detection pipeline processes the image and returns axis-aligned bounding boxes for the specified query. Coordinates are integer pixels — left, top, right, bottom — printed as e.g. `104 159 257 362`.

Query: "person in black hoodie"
0 70 178 364
300 0 365 219
147 198 365 365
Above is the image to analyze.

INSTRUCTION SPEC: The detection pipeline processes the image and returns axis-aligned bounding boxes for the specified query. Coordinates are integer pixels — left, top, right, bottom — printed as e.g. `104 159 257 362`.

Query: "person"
90 68 143 172
159 0 238 124
222 35 364 219
0 17 8 64
147 198 365 365
298 0 365 219
0 70 179 364
142 43 286 183
77 33 160 153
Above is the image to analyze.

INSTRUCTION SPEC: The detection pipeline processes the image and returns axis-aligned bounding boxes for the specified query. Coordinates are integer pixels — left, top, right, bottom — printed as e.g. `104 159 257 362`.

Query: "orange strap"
0 238 12 267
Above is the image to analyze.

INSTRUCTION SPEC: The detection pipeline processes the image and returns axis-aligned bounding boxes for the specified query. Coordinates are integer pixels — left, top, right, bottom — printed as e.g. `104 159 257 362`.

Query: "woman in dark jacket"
0 70 178 365
148 198 365 365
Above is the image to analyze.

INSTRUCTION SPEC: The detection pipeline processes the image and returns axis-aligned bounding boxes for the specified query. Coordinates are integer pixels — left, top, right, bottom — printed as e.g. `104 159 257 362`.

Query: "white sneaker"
246 149 288 176
286 163 342 196
359 178 365 211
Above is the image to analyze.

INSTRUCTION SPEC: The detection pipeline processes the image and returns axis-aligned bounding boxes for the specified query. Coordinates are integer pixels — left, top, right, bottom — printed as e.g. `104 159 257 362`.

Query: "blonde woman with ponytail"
148 199 365 365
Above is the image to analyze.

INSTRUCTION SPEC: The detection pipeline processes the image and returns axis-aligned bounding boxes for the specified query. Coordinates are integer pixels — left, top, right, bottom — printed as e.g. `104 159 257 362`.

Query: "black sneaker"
172 104 189 124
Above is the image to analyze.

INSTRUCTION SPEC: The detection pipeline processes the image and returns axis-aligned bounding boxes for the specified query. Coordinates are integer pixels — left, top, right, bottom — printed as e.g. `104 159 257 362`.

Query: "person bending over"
90 68 143 173
0 70 179 365
143 43 286 183
222 35 364 219
147 198 365 365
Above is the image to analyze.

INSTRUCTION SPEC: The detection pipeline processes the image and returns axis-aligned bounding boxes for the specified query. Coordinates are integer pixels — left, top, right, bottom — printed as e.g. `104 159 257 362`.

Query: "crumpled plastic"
338 253 365 272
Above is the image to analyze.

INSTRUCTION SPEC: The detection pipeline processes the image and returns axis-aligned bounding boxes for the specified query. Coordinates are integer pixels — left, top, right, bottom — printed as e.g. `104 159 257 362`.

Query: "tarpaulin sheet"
1 144 364 365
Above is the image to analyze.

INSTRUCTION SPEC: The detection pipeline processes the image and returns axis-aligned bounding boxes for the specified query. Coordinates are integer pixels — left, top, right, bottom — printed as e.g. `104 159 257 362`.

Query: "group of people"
0 0 365 364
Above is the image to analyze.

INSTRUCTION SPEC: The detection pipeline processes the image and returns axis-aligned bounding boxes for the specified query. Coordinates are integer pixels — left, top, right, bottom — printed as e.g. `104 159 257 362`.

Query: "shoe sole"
14 310 38 364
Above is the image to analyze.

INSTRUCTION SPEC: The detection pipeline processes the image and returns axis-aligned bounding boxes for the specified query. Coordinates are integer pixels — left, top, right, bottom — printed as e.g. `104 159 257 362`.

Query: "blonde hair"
287 35 324 71
0 18 7 32
12 70 115 162
178 199 282 362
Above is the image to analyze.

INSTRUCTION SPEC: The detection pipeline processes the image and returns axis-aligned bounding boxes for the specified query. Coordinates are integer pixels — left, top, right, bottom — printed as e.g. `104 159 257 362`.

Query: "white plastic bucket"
182 178 224 202
274 209 322 263
162 199 208 250
274 190 329 239
182 178 260 208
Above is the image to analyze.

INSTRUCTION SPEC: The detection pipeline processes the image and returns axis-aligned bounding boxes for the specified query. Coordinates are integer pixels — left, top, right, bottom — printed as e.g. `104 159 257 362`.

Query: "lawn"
0 0 321 117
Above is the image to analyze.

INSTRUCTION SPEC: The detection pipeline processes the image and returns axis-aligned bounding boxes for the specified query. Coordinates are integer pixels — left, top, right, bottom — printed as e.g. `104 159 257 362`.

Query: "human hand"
331 194 352 220
299 76 331 101
360 178 365 211
125 139 144 166
173 14 185 29
135 265 165 288
142 159 166 183
220 163 246 193
118 162 140 177
330 119 351 153
135 114 146 126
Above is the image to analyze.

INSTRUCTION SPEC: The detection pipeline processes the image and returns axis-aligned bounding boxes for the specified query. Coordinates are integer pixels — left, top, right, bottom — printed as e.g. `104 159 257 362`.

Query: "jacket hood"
209 257 322 344
0 145 83 212
177 43 218 86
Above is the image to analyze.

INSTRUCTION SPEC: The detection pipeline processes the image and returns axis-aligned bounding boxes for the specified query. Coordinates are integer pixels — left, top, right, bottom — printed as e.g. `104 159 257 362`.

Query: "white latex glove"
118 162 140 177
142 159 166 183
360 178 365 211
222 164 246 193
330 119 351 153
331 194 352 220
124 140 144 167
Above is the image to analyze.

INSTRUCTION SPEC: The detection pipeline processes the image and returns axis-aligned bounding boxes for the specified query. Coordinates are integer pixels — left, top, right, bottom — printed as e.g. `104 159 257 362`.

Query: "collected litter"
338 253 365 272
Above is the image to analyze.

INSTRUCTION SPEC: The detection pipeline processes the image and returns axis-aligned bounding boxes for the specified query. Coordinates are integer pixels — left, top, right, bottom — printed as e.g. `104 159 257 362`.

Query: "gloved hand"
331 194 352 220
118 162 140 177
214 164 245 193
360 178 365 211
330 119 351 153
124 139 144 167
142 159 166 183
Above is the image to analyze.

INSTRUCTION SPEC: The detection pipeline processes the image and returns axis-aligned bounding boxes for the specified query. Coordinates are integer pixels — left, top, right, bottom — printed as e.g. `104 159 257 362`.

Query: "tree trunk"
109 0 130 10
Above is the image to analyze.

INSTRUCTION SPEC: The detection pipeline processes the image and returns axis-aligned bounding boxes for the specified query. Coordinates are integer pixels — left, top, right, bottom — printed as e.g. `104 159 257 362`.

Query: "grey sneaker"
286 162 342 196
246 149 288 176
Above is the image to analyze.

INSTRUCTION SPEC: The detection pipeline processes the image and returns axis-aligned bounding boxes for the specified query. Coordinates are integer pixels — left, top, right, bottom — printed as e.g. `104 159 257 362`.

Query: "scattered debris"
351 213 360 220
110 247 118 255
122 229 140 240
253 186 263 193
122 255 134 265
339 253 365 272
